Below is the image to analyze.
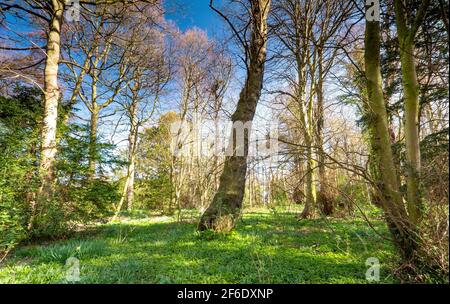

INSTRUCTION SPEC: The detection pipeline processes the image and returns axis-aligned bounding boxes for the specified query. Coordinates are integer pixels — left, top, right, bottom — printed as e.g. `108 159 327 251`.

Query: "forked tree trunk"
365 17 417 262
198 0 271 231
31 0 65 230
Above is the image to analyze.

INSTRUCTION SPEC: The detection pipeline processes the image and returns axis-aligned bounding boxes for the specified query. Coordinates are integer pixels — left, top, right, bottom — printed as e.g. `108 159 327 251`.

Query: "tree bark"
300 134 316 219
400 43 423 223
315 48 332 216
126 101 138 211
88 103 99 179
198 0 271 231
31 0 65 231
393 0 430 224
365 17 417 262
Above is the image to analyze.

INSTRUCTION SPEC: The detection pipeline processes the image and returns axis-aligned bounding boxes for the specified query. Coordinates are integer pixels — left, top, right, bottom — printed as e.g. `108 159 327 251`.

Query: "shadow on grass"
0 212 396 283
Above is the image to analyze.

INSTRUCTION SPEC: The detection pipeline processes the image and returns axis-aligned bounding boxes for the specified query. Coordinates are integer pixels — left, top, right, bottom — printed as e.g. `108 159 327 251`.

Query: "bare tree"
114 6 170 216
271 0 356 218
198 0 272 231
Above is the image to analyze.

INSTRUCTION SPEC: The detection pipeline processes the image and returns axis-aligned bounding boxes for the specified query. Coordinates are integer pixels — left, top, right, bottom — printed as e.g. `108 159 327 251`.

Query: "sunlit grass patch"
0 210 397 283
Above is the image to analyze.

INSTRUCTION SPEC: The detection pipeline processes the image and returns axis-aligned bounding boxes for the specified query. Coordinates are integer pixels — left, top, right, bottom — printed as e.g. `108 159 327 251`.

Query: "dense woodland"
0 0 448 283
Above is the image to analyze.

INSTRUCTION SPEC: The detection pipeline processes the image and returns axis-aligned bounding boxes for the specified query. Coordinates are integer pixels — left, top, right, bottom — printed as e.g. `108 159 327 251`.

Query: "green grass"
0 209 397 283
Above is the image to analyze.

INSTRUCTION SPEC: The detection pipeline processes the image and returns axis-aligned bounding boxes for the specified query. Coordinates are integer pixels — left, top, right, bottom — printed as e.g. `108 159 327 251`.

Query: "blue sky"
165 0 221 34
1 1 221 40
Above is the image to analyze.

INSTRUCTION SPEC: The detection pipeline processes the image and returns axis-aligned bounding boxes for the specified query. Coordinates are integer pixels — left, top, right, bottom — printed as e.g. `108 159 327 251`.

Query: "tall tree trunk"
315 48 332 216
299 60 316 219
113 100 138 220
31 0 65 230
88 103 99 179
292 6 316 219
126 143 136 211
198 0 271 231
169 158 174 214
393 0 430 225
126 102 138 211
400 42 423 223
300 134 316 219
365 17 417 262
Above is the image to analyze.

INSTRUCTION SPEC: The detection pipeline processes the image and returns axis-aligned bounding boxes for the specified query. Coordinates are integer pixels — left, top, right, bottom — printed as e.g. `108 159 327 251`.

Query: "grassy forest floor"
0 208 397 283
